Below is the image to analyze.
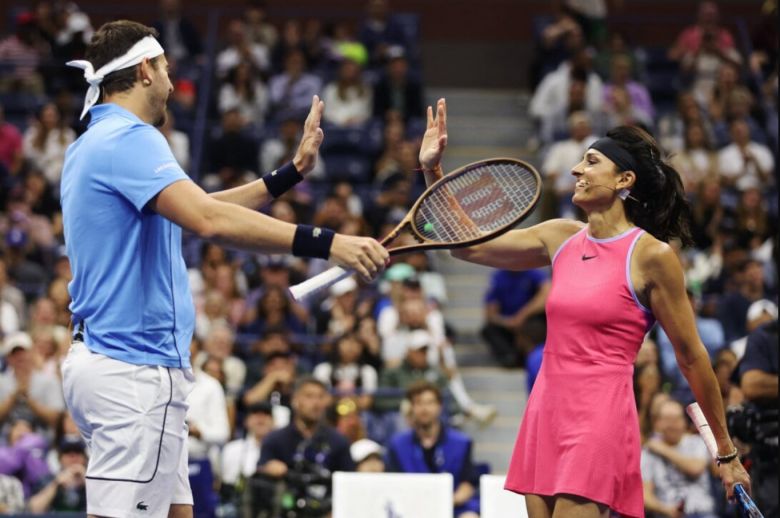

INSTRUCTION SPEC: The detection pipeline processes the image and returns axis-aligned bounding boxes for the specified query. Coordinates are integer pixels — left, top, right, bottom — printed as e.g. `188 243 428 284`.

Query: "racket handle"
289 266 352 301
686 403 719 458
687 403 763 517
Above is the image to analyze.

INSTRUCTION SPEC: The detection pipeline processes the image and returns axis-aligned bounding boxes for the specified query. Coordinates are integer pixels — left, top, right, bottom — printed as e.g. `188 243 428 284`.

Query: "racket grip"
687 404 762 517
686 403 719 458
288 266 352 301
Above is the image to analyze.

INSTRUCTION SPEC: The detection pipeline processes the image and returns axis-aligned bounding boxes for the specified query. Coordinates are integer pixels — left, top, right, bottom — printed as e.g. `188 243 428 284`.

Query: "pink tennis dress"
505 226 654 517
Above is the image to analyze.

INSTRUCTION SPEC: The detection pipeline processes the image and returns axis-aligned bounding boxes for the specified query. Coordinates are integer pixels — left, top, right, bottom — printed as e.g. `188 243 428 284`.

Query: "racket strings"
413 161 539 244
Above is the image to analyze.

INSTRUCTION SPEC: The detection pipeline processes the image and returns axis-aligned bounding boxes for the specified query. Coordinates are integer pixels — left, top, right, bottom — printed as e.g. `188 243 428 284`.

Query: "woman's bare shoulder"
531 218 585 242
633 232 681 279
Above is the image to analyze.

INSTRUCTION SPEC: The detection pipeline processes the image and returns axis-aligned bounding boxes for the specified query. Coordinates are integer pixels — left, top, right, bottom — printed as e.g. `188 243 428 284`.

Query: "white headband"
67 36 165 120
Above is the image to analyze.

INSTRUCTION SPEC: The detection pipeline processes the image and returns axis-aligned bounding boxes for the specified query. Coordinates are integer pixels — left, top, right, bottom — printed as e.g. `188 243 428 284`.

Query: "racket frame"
377 157 542 256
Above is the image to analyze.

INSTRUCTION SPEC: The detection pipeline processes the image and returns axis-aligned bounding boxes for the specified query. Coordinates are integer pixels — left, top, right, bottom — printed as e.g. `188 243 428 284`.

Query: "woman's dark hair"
32 102 67 150
606 126 693 246
225 62 257 102
331 331 368 364
256 285 291 319
84 20 160 99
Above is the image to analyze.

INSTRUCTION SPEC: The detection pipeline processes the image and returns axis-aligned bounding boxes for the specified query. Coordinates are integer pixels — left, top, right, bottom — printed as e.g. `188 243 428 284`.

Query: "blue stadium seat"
641 47 682 108
363 117 385 153
0 91 46 117
320 124 365 154
475 461 492 478
322 153 373 183
405 117 426 139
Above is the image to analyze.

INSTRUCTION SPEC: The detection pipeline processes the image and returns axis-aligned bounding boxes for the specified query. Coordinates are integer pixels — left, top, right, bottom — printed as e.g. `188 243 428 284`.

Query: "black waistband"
73 320 84 342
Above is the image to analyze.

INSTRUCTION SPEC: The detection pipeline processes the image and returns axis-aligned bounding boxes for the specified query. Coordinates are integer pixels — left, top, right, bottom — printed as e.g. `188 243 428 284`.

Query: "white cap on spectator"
386 45 406 60
737 176 760 191
3 331 32 356
407 329 432 351
350 439 384 464
330 277 358 298
747 299 778 322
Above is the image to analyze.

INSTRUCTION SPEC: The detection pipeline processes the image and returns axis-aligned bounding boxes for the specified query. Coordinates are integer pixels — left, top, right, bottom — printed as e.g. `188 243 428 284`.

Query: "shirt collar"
87 103 145 128
414 423 445 448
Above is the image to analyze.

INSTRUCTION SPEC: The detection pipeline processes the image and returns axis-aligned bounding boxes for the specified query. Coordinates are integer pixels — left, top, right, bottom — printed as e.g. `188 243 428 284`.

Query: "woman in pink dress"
417 99 751 517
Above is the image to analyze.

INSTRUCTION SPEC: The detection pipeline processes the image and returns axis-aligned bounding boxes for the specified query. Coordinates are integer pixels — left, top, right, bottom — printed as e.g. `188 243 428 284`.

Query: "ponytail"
605 126 694 246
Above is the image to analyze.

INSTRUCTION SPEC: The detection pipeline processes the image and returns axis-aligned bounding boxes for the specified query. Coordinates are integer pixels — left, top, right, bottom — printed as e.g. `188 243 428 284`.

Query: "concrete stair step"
445 116 532 148
419 88 536 474
425 88 530 118
455 367 527 473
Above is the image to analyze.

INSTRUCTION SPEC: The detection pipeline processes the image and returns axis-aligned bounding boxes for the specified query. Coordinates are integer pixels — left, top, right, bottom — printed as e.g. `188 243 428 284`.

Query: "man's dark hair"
84 20 160 99
405 380 442 404
293 375 328 395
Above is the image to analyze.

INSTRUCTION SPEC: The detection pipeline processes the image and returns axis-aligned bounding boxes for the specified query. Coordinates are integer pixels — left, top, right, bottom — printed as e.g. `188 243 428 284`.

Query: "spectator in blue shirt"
480 268 550 368
734 319 778 516
656 289 725 404
386 381 480 518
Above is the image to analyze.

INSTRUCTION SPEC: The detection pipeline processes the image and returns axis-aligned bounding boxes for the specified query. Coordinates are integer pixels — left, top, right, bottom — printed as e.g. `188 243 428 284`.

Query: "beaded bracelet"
716 448 739 466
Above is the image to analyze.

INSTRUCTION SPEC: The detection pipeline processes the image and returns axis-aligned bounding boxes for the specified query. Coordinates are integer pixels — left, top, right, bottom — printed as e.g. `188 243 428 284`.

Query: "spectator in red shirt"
0 13 49 94
0 105 24 177
669 1 736 61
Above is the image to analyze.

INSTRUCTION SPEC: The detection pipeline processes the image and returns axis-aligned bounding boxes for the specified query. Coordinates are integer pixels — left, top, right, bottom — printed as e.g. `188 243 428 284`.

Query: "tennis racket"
289 158 542 301
686 403 764 518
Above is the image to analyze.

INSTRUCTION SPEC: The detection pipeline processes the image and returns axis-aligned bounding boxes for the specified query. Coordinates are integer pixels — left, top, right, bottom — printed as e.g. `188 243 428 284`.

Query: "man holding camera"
733 318 778 516
257 377 354 516
27 438 88 513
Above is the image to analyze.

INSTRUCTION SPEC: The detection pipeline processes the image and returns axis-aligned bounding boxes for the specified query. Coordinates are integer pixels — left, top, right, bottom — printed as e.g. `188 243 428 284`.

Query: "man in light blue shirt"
62 103 194 368
60 20 387 518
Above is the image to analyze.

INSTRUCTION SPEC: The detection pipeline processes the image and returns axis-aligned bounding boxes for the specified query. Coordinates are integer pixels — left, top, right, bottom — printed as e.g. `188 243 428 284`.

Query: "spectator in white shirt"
22 103 75 188
322 57 373 127
187 367 230 460
218 62 269 127
530 47 603 143
313 332 378 411
195 322 247 400
541 111 598 218
186 363 230 517
216 19 270 79
717 118 775 191
220 402 274 506
159 110 190 170
641 399 716 518
268 49 322 120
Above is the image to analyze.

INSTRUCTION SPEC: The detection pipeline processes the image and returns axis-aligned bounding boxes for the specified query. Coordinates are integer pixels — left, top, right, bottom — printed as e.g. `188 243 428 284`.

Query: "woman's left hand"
418 98 448 171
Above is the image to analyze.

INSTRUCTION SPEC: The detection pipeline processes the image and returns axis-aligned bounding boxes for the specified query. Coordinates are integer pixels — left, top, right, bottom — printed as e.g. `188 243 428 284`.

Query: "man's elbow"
195 220 218 241
192 205 221 240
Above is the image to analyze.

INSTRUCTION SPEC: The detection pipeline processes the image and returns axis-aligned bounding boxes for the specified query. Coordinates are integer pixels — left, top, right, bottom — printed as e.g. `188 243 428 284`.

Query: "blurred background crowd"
0 0 777 516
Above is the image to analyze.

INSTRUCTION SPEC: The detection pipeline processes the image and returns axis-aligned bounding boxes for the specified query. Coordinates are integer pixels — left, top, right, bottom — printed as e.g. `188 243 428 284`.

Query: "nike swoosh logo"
581 254 597 261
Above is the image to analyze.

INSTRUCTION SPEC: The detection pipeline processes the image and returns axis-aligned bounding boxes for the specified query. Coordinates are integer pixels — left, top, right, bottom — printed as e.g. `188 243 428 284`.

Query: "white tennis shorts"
62 341 195 517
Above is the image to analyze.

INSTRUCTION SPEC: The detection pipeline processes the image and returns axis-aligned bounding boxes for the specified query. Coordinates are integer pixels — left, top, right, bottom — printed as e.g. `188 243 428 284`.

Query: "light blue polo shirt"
61 103 194 368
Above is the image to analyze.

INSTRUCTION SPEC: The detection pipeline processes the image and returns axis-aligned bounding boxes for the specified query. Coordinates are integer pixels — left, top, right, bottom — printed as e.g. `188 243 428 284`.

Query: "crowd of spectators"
0 0 487 515
524 1 778 516
0 0 777 516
